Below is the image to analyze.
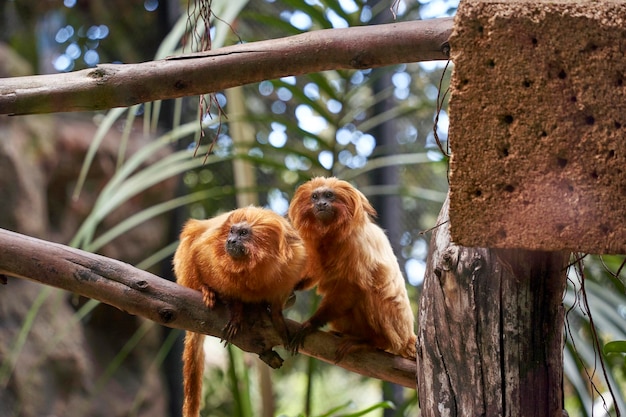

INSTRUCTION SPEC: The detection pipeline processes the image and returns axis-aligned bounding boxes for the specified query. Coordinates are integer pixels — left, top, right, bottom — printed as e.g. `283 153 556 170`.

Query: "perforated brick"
448 0 626 254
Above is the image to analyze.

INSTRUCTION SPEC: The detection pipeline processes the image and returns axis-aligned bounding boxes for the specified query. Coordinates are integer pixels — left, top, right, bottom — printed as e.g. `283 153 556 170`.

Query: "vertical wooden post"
416 196 568 416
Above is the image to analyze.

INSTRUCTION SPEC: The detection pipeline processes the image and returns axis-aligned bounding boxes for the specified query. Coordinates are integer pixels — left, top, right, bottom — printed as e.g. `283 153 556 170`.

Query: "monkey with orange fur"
173 206 306 417
288 177 417 360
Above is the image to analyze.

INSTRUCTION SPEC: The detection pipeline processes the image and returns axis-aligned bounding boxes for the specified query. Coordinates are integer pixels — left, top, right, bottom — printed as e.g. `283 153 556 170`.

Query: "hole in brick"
617 78 623 87
585 115 595 125
474 189 483 197
558 70 567 79
555 224 565 233
590 170 599 179
608 150 615 159
567 184 574 193
487 59 495 68
461 78 469 86
531 37 538 46
478 25 484 34
504 184 515 193
540 130 548 137
499 145 510 157
522 79 532 88
615 121 622 129
501 115 514 124
497 228 507 239
570 96 577 103
557 157 568 168
585 42 598 52
600 224 611 234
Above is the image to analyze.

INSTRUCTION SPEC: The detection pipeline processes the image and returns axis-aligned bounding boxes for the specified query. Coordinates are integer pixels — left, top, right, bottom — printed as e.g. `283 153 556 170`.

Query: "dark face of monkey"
311 188 336 222
226 223 251 259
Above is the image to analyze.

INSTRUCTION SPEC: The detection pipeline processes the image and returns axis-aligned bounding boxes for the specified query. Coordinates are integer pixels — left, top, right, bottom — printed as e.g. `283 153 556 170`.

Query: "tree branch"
0 228 416 388
0 18 453 115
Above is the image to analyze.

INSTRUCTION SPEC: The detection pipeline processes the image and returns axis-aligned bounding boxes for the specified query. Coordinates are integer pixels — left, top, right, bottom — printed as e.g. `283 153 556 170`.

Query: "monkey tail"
182 331 205 417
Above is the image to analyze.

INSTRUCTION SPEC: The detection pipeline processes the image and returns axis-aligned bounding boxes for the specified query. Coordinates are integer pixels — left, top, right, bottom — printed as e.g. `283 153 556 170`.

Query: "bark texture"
0 18 452 115
417 196 568 416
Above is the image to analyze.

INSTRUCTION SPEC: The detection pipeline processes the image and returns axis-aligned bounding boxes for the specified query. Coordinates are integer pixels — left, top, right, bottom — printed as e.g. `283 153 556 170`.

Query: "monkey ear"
352 187 377 220
288 186 309 226
361 194 377 219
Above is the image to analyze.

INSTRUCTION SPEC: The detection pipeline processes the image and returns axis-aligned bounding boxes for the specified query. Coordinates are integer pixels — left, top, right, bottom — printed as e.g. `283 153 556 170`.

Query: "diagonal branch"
0 18 453 115
0 228 416 388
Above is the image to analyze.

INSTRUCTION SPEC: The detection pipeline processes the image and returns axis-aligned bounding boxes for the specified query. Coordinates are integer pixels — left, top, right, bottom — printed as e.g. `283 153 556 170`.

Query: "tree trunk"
417 195 568 416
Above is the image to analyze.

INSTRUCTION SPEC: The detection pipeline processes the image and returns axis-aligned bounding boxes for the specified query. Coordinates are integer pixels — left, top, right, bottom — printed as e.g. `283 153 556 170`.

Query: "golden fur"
173 206 306 417
288 177 417 360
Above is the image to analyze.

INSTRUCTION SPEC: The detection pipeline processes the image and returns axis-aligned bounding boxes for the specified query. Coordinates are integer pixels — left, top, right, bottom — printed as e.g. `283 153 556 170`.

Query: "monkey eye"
239 229 249 236
324 191 334 199
311 192 319 200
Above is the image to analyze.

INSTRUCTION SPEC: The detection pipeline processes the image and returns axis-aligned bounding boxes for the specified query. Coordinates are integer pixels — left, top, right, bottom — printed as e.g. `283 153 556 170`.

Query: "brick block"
448 0 626 254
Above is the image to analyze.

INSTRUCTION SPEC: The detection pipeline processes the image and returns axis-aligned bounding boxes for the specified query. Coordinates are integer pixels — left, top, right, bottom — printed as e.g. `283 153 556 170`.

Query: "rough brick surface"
448 0 626 254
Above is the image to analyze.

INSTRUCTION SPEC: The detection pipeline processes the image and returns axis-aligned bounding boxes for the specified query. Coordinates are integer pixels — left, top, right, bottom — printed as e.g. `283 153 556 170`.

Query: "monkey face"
290 177 378 240
311 188 336 222
225 223 252 259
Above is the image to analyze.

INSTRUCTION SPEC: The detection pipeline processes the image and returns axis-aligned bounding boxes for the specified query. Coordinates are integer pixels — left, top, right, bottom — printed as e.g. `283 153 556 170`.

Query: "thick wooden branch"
0 18 453 115
0 228 416 388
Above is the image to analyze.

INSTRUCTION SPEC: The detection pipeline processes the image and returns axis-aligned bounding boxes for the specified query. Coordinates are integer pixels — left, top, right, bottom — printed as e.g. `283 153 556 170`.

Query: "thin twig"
433 59 452 157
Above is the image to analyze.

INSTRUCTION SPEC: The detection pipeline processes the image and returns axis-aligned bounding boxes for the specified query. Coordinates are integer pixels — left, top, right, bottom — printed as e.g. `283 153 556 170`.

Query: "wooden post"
416 196 568 416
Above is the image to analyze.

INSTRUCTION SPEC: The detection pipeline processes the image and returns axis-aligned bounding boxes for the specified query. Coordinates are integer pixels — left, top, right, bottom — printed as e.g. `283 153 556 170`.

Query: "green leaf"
316 401 353 417
244 12 306 35
604 341 626 355
72 107 129 201
85 186 238 252
338 401 395 417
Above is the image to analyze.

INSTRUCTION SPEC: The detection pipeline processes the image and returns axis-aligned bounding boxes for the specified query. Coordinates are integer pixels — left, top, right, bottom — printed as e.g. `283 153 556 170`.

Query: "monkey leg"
268 302 291 346
334 336 372 363
288 297 348 355
294 276 318 292
222 300 244 343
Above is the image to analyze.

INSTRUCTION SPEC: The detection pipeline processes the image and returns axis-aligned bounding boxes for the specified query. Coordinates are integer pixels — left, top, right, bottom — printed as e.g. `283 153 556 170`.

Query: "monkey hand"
221 319 241 345
220 300 244 344
288 321 316 355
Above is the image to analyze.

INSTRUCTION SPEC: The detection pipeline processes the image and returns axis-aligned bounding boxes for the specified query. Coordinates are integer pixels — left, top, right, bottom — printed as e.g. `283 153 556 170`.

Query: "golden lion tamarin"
173 206 306 417
288 177 417 360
